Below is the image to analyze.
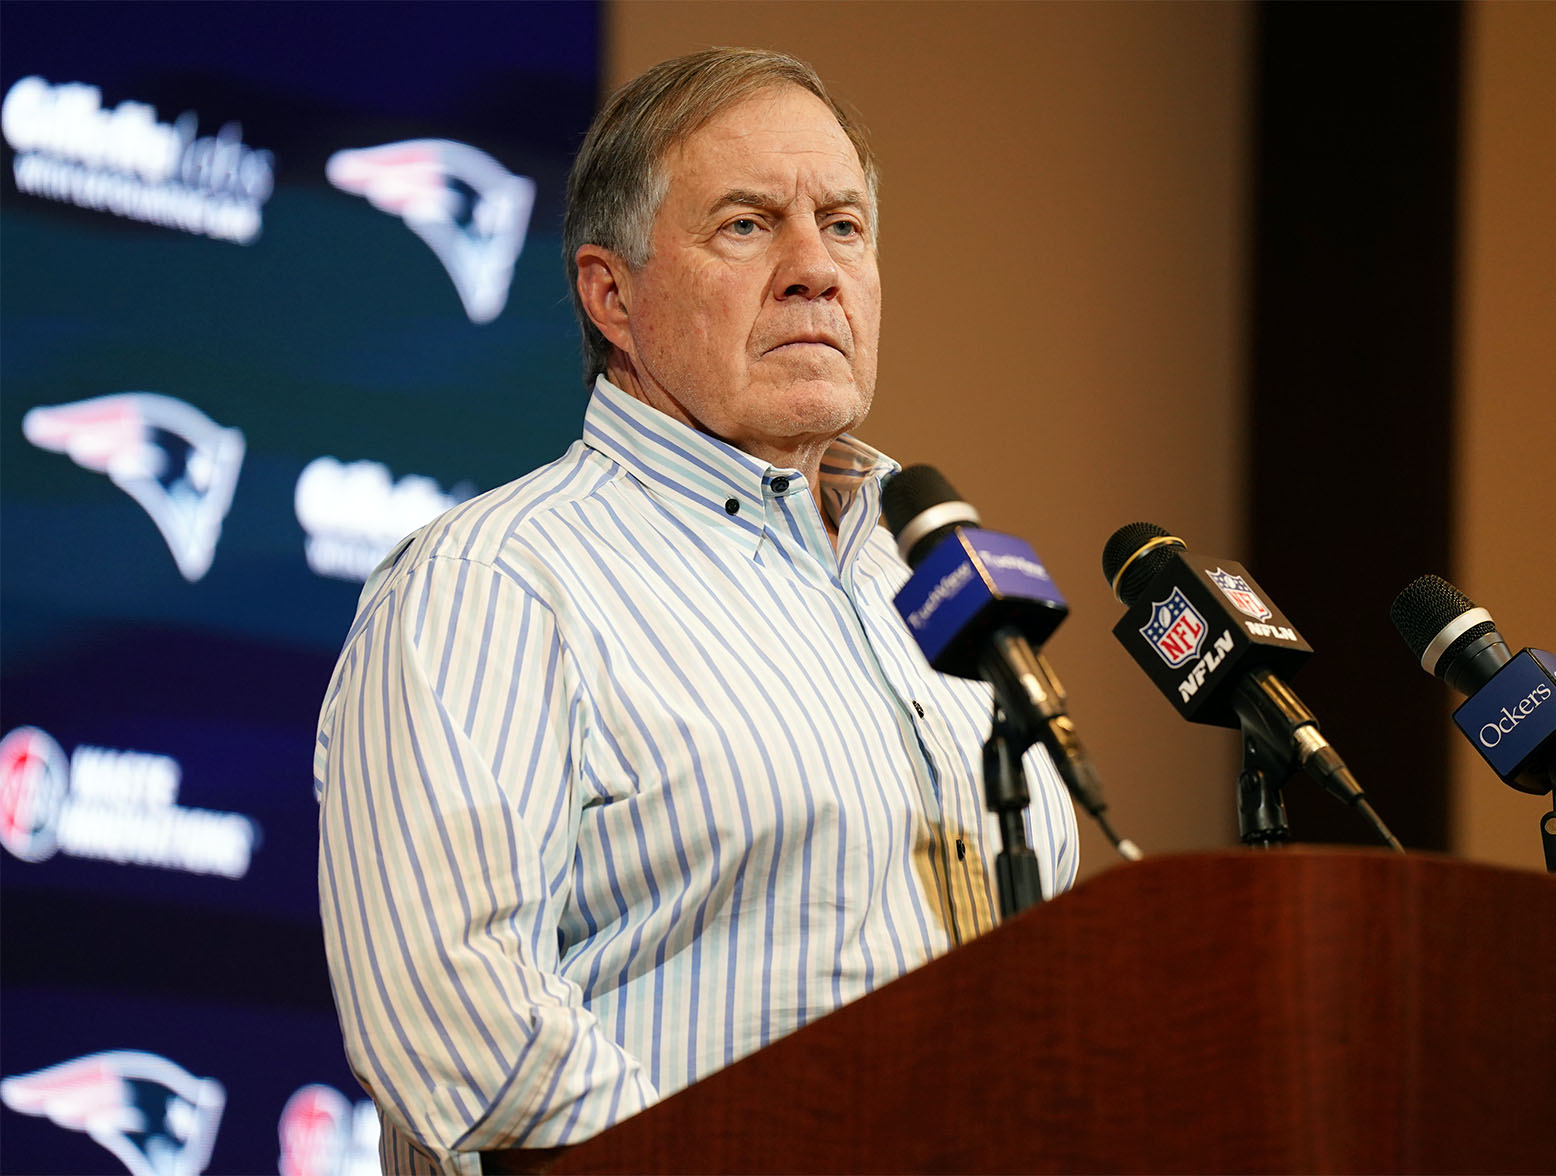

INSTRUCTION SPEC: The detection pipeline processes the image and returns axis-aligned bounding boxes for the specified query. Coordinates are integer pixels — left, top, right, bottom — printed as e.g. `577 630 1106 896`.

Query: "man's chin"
765 381 871 436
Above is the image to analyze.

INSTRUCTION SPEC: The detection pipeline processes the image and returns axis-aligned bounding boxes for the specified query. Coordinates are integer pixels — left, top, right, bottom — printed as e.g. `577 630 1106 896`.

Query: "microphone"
883 465 1140 863
1389 575 1556 797
1101 522 1402 851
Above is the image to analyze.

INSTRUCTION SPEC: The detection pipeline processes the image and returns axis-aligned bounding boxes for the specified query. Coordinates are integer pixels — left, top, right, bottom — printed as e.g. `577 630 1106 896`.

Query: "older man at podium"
315 46 1078 1174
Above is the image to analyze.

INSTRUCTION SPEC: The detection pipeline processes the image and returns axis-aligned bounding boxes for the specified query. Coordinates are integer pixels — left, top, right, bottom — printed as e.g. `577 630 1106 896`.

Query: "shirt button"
912 699 925 718
770 476 790 494
725 498 740 515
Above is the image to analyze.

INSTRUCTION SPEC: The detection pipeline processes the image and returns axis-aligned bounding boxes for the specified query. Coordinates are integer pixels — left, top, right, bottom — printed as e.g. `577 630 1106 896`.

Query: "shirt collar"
581 376 900 558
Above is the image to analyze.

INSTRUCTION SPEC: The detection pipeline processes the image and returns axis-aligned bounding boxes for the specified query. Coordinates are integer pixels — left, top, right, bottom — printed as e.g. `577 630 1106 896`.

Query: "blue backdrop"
1 3 601 1171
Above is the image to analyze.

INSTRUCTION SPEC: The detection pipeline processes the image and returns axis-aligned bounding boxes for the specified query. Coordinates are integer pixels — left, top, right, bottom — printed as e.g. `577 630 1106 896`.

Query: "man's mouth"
765 333 844 356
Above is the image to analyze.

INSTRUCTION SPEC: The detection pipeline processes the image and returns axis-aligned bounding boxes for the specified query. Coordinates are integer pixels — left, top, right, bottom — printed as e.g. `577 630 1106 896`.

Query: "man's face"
611 85 881 467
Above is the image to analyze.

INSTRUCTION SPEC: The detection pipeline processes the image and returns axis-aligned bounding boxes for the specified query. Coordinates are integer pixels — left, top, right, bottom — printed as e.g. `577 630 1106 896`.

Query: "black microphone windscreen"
882 464 961 536
1101 522 1183 607
882 464 981 567
1389 574 1499 667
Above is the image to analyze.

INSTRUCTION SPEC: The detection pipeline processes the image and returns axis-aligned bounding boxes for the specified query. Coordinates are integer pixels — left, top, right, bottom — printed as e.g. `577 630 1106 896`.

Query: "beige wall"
607 1 1255 879
610 2 1556 878
1454 1 1556 872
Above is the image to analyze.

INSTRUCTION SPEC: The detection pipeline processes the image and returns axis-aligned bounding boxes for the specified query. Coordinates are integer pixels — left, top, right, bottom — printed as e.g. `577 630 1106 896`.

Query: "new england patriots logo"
1141 586 1209 668
1 1050 225 1176
1207 567 1272 621
326 139 536 324
21 393 245 582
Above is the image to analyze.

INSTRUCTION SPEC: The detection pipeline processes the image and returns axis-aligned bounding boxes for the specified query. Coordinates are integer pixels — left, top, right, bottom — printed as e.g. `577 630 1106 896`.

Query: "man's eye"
827 220 860 238
727 218 759 236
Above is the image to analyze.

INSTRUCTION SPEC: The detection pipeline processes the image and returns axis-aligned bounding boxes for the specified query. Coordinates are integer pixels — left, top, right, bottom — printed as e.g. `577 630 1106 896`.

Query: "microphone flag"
1112 556 1312 728
892 528 1067 677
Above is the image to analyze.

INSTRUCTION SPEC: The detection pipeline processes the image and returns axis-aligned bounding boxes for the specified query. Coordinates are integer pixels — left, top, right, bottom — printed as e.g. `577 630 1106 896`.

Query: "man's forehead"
700 186 870 220
665 85 863 179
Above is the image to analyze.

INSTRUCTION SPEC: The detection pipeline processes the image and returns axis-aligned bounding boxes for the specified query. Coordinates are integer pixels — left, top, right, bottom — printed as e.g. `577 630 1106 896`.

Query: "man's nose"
772 223 840 300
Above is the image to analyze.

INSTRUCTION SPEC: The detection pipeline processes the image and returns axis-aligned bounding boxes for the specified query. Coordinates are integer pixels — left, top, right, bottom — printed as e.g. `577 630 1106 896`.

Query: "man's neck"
602 363 841 546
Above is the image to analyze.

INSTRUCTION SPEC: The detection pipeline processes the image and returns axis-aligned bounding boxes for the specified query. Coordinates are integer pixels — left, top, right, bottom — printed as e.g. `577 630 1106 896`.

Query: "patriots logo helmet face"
22 393 245 582
326 138 536 324
1 1050 225 1176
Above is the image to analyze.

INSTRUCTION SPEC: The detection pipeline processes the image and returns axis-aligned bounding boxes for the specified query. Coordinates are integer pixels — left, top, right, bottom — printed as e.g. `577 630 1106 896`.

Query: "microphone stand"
1231 670 1404 853
1542 766 1555 874
982 703 1045 918
1236 730 1293 848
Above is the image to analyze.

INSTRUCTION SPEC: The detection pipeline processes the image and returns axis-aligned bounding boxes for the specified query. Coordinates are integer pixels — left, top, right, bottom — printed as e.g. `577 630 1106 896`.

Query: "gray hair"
563 47 879 383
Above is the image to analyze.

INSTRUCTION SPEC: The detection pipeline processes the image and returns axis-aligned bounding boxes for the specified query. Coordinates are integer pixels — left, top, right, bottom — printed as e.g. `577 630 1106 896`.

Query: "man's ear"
575 244 634 353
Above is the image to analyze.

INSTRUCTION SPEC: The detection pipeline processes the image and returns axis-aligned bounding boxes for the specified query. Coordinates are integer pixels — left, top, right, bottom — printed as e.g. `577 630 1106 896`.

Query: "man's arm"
316 553 656 1168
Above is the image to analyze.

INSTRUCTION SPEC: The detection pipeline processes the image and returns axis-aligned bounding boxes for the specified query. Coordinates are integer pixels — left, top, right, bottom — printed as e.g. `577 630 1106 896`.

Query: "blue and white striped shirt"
315 377 1079 1173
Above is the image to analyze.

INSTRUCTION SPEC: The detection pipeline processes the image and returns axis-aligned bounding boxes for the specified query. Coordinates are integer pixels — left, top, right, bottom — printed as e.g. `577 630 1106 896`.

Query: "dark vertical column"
1248 2 1461 849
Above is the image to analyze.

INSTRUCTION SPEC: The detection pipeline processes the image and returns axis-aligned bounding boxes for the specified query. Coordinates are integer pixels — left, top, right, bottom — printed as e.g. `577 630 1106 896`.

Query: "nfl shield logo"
1141 587 1209 667
1207 567 1272 620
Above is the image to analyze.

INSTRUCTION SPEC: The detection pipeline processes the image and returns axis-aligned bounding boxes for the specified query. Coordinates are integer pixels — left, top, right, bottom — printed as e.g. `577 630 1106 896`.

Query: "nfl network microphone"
1389 575 1556 802
882 465 1140 862
1100 521 1403 851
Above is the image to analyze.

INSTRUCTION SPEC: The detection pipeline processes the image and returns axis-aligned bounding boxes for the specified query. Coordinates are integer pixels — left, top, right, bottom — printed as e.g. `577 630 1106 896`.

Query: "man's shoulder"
368 442 622 590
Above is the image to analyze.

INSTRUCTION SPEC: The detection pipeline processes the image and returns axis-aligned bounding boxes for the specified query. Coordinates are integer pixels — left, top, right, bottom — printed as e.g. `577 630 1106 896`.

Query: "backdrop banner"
0 4 600 1172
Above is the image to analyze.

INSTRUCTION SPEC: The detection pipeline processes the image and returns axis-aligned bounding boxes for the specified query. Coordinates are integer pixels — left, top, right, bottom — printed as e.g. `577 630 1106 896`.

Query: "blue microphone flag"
893 528 1067 677
1452 648 1556 791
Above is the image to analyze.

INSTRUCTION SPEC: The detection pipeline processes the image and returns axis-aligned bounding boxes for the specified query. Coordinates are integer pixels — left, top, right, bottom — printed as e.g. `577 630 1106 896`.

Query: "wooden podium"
485 850 1556 1174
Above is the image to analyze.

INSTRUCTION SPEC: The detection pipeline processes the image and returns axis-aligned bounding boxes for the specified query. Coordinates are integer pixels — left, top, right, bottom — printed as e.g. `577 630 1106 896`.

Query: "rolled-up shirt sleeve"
315 552 656 1172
